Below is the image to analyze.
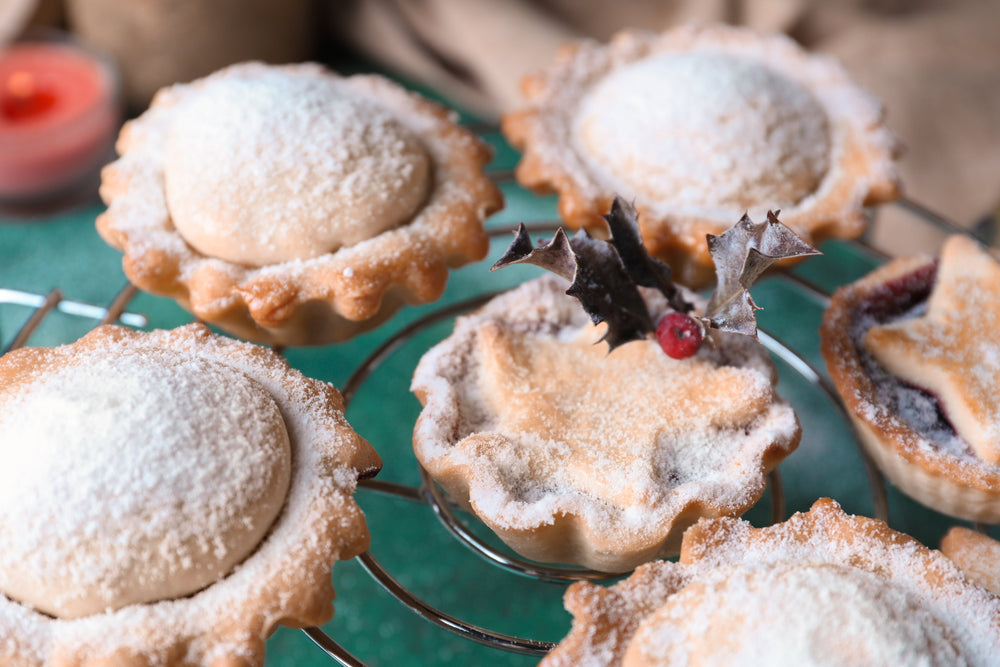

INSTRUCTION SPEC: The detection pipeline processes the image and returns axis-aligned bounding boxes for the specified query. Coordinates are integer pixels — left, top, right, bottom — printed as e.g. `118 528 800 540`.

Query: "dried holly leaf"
492 201 818 353
492 224 576 282
705 210 820 337
605 197 691 313
491 221 657 350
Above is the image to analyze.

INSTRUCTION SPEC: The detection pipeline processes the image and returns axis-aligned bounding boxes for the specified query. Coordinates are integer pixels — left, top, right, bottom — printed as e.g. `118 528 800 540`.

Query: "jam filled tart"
411 203 810 572
542 498 1000 666
821 235 1000 522
0 324 381 666
503 23 900 287
98 61 503 345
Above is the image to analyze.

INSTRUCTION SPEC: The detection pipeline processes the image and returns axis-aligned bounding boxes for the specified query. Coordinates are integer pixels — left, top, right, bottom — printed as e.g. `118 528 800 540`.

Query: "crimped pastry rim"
502 23 901 288
820 249 1000 520
0 323 381 666
97 62 503 345
540 498 1000 667
411 275 801 573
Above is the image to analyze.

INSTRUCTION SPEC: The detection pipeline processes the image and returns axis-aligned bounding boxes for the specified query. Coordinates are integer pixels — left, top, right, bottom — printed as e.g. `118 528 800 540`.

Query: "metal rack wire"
1 182 994 666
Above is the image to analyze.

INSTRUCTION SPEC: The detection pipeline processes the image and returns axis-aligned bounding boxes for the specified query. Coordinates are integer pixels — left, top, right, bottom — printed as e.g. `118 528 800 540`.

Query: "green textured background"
0 95 992 666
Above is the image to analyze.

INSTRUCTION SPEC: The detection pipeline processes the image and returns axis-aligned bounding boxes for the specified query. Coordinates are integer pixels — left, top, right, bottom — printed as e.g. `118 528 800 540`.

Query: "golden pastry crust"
821 237 1000 522
0 324 381 666
411 276 799 572
864 236 1000 465
940 527 1000 596
98 62 502 345
542 498 1000 666
503 23 900 287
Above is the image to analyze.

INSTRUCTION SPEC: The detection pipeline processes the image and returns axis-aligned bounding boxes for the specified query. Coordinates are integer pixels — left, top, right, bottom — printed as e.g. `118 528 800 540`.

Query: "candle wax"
0 40 119 201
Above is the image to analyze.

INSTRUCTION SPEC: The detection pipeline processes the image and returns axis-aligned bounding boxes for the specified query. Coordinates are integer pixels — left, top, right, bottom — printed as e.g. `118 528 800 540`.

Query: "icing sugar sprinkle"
163 68 430 266
0 349 290 617
413 275 798 569
630 563 963 666
543 502 1000 667
575 51 830 217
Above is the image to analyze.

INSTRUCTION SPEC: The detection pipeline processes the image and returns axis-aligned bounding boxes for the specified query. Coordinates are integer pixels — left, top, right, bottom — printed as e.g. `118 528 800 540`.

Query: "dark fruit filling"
857 261 937 321
852 260 972 453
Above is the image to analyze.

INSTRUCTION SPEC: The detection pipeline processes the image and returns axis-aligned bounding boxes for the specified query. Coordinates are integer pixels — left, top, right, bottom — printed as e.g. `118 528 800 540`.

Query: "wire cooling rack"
1 163 996 666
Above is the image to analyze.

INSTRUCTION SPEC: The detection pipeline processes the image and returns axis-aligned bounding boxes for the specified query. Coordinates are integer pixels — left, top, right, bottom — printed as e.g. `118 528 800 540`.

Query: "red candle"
0 33 120 202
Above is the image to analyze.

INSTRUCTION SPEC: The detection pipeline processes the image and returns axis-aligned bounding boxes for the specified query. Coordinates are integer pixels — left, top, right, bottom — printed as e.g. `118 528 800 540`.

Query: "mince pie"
542 498 1000 666
940 526 1000 596
411 274 800 572
821 235 1000 522
98 62 502 345
503 23 900 287
0 324 380 666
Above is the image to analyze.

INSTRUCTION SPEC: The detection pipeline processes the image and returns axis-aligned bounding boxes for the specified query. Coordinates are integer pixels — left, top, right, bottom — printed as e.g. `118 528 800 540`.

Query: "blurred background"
2 2 998 665
2 0 998 253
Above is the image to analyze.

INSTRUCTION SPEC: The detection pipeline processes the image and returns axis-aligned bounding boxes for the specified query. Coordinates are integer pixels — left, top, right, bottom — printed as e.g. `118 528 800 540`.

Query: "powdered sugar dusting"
842 255 1000 477
627 563 963 666
576 51 829 218
96 63 500 343
164 68 430 267
412 276 799 570
0 348 291 618
503 24 899 287
854 303 974 458
542 500 1000 666
863 236 1000 464
0 324 379 665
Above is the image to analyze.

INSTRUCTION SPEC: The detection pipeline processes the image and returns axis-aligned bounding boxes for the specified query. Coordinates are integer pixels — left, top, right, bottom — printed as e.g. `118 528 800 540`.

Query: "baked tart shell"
0 324 381 666
503 24 900 288
542 498 1000 666
821 253 1000 522
412 276 800 572
98 63 503 346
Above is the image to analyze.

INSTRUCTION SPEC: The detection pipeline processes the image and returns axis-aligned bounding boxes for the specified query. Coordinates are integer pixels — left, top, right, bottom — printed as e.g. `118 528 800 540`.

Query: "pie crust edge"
820 249 1000 522
97 62 503 345
502 23 901 288
411 276 801 572
539 497 1000 667
0 323 382 666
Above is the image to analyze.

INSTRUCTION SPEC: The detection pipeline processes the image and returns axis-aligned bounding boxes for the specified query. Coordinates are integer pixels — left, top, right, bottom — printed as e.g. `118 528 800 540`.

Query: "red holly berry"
656 312 704 359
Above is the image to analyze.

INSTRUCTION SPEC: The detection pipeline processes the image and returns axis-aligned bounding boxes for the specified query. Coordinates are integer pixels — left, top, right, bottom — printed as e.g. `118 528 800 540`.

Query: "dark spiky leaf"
604 197 690 313
491 224 576 281
492 203 819 353
565 230 654 348
705 210 821 337
491 222 655 350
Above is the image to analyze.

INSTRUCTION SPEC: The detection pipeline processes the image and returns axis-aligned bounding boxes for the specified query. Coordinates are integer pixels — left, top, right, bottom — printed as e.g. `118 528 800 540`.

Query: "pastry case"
1 34 997 667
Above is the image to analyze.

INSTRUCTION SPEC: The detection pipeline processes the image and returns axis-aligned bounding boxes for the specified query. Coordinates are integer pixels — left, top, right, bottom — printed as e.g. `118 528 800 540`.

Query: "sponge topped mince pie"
822 235 1000 522
503 23 900 287
98 62 502 345
542 498 1000 666
0 324 381 666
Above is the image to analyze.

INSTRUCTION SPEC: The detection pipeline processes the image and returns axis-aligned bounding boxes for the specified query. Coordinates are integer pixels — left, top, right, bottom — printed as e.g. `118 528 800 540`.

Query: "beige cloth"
332 0 1000 253
66 0 315 107
19 0 995 252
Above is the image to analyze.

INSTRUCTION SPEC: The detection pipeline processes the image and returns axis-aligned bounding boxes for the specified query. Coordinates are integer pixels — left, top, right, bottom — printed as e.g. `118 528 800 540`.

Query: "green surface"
1 112 993 666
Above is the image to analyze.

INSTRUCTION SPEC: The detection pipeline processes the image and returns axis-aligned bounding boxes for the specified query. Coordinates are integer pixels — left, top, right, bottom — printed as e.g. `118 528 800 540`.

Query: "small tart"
98 62 502 345
503 23 900 287
0 324 381 666
541 498 1000 667
411 275 800 572
821 235 1000 522
940 527 1000 596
